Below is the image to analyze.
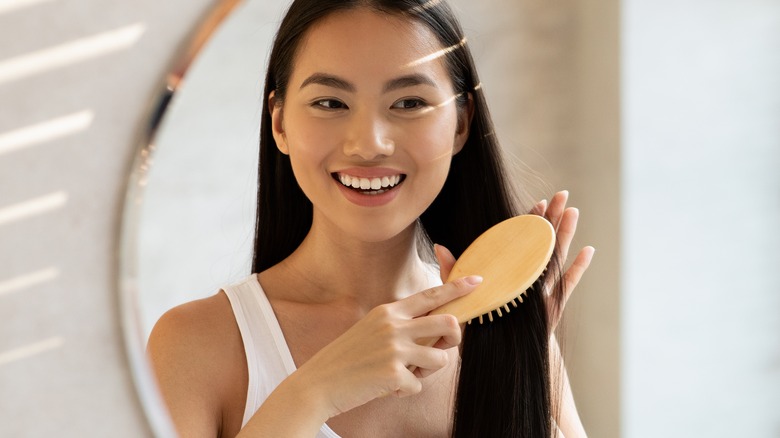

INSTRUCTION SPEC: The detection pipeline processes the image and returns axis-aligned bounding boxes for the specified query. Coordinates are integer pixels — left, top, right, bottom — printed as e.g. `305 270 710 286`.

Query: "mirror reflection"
137 0 282 338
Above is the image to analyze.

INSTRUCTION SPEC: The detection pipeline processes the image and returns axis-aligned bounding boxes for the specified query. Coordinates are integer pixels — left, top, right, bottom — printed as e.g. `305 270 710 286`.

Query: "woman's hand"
291 272 482 420
532 190 595 332
435 191 594 333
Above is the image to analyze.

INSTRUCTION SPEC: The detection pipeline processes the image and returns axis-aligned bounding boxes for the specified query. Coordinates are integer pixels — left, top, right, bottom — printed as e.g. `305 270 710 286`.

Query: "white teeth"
337 173 403 191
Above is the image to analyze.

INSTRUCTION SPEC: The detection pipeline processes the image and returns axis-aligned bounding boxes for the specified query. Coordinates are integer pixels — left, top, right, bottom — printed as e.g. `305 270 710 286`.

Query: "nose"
342 112 395 160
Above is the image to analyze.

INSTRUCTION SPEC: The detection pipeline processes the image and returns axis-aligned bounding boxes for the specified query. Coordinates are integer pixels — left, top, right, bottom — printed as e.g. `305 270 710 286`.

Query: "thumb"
433 244 457 284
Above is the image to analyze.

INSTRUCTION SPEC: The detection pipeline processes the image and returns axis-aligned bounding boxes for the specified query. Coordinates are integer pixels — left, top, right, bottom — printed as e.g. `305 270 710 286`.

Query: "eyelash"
313 99 347 110
311 98 429 111
391 98 428 110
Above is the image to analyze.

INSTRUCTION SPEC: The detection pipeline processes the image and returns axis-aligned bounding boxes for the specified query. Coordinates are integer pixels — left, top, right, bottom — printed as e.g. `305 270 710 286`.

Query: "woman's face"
271 8 470 243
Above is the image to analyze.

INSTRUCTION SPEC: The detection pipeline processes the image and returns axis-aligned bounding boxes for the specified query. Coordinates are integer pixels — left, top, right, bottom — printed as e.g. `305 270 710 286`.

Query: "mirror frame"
118 1 244 436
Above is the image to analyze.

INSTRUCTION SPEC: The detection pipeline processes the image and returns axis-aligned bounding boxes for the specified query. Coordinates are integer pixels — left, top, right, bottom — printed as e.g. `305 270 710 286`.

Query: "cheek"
285 116 338 165
405 115 459 167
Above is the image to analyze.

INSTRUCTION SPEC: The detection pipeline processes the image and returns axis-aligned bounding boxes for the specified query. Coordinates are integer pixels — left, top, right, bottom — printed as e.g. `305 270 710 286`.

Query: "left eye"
313 99 348 110
391 99 426 110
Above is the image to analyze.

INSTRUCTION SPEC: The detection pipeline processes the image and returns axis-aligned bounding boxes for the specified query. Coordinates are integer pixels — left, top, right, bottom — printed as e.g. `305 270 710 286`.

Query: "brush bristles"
473 273 545 324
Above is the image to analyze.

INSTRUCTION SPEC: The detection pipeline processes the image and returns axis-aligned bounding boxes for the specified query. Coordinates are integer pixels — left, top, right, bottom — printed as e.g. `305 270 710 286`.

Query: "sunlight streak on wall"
0 191 68 226
0 267 61 296
0 23 146 84
0 337 64 366
0 0 55 15
0 111 94 156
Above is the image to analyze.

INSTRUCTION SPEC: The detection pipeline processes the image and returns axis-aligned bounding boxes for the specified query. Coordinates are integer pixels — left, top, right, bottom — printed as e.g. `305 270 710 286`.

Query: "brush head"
429 215 555 324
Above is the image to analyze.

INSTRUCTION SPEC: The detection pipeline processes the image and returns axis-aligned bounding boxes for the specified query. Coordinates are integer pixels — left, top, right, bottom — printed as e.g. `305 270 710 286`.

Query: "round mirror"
134 0 283 347
119 1 288 435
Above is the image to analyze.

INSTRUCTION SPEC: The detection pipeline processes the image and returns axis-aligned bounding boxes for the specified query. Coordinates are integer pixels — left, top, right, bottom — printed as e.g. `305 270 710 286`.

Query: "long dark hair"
252 1 565 436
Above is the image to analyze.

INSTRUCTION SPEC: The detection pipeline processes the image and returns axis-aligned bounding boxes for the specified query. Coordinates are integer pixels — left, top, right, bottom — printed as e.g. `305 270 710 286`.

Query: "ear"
453 92 474 155
269 91 289 155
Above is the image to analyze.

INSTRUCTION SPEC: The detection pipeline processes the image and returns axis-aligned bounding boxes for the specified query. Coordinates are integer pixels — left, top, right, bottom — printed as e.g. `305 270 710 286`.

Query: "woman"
148 0 594 436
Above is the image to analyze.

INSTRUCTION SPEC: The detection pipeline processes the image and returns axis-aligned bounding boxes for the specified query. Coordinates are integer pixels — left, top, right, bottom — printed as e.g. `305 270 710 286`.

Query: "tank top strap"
222 274 341 437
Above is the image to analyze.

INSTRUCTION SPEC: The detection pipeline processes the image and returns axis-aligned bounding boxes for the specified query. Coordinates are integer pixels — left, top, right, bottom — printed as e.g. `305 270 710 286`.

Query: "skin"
147 8 594 438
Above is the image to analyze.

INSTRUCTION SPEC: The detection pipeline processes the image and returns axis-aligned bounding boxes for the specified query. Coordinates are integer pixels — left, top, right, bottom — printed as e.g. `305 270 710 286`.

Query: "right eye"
313 99 348 110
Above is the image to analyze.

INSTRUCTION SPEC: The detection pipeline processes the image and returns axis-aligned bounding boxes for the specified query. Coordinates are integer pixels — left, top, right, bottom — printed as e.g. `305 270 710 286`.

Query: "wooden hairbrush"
430 214 555 324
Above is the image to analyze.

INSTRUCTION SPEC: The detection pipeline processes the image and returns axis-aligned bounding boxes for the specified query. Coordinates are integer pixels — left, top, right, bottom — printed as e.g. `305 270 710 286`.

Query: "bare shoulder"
147 291 247 438
148 291 238 358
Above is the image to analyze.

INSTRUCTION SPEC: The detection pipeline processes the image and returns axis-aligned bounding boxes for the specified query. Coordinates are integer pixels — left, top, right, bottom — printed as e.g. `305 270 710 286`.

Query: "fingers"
400 275 482 317
403 314 462 349
433 244 456 284
406 345 451 378
391 319 458 390
562 246 594 305
391 366 424 398
531 198 548 216
548 246 594 330
536 190 595 333
546 190 569 231
395 314 460 379
367 278 477 395
555 207 580 263
538 190 581 269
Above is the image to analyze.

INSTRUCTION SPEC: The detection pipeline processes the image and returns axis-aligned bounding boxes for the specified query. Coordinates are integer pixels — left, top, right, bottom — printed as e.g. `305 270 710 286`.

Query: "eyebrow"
383 74 436 92
300 73 355 92
299 73 437 93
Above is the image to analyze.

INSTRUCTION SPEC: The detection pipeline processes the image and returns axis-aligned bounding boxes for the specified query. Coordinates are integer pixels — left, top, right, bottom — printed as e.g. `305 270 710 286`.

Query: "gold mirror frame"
118 1 243 436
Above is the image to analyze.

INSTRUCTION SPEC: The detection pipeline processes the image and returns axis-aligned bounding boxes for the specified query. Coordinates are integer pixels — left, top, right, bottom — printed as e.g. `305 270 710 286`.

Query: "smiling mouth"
333 172 406 195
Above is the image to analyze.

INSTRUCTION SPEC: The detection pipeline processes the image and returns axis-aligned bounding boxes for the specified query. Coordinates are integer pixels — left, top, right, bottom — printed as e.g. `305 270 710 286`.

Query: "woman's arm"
147 297 235 438
150 276 479 437
149 295 335 438
238 275 480 436
234 368 331 437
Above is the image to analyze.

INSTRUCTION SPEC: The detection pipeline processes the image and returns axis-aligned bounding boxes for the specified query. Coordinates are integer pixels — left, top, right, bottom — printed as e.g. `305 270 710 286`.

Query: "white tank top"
222 274 341 438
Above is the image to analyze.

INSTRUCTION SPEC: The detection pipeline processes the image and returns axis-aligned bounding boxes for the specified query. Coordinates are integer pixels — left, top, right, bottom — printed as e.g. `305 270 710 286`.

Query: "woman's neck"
267 219 435 312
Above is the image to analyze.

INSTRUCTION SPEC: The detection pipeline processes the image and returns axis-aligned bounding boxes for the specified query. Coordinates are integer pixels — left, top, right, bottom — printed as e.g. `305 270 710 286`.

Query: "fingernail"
464 275 483 285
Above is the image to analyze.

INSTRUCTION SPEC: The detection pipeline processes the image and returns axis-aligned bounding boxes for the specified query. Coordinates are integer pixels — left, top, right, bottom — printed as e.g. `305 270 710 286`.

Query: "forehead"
291 8 451 85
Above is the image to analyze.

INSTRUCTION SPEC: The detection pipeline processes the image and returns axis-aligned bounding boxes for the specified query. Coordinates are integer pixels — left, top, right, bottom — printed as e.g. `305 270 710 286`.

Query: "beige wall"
0 0 212 435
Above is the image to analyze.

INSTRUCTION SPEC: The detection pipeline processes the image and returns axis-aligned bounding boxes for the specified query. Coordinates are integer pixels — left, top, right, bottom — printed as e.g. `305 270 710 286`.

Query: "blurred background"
1 0 778 436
